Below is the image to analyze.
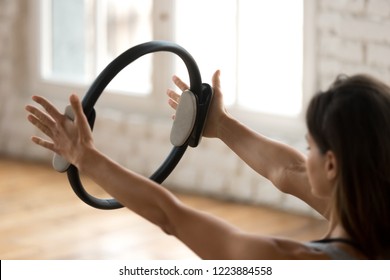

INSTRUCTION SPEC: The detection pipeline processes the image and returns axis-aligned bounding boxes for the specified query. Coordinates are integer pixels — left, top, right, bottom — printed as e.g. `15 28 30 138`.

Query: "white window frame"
27 0 316 138
28 0 175 116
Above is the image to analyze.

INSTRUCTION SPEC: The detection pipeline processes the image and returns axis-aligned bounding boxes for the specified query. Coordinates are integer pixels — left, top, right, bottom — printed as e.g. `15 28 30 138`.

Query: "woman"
26 71 390 259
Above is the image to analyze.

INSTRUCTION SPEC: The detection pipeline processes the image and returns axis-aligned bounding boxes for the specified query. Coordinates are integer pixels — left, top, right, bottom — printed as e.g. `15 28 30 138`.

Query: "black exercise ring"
66 41 211 210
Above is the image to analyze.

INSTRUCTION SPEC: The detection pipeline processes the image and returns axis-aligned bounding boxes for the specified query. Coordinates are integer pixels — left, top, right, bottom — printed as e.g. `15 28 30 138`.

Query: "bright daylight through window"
41 0 303 116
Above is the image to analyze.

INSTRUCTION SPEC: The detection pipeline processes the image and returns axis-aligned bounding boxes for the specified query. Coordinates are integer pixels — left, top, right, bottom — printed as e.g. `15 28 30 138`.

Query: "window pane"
174 0 237 105
43 0 153 95
50 0 86 82
237 0 303 116
103 0 153 94
175 0 303 116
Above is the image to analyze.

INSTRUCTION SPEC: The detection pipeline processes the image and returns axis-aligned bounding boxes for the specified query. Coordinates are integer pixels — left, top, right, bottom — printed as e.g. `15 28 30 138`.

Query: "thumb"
69 94 89 129
212 70 221 91
69 94 83 117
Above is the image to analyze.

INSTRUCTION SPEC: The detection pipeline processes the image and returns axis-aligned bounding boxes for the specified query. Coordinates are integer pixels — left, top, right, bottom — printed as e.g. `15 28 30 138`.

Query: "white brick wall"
317 0 390 89
1 1 32 160
2 0 390 215
319 0 366 14
0 1 10 147
367 0 390 18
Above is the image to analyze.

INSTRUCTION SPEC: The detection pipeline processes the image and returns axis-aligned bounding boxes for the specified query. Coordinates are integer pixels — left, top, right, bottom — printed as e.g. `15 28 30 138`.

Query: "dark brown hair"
306 74 390 259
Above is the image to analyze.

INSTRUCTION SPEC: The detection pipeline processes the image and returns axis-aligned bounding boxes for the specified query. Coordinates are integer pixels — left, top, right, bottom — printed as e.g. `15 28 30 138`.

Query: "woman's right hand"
167 70 228 139
26 94 95 170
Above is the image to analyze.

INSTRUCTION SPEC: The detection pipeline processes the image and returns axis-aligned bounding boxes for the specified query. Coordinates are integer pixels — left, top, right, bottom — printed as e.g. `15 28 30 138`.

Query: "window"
38 0 305 118
41 0 153 95
175 0 303 116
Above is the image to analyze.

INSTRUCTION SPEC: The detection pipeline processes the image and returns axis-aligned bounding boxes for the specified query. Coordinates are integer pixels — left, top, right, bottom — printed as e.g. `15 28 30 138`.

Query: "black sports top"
306 238 363 260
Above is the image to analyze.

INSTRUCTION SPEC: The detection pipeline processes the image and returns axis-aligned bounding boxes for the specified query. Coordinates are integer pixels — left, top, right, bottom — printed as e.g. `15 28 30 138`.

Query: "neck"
325 212 350 239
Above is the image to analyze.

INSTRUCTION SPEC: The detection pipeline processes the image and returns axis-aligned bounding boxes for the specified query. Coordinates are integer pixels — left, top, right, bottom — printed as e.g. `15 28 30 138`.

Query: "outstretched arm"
26 94 321 260
168 71 329 217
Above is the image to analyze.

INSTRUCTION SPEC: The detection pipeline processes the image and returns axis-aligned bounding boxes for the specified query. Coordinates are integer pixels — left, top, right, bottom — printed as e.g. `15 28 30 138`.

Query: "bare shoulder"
229 233 330 260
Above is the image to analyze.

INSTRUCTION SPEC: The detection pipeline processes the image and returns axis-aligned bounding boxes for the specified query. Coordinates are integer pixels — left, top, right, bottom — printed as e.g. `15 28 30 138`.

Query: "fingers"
26 113 54 138
27 94 95 160
25 104 56 133
26 94 85 148
167 75 190 112
167 89 180 110
172 75 189 91
31 95 63 121
167 88 181 102
31 136 55 152
26 96 65 139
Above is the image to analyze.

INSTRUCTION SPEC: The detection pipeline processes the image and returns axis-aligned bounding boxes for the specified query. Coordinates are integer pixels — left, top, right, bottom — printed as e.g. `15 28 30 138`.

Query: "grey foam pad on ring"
170 90 197 146
52 105 74 173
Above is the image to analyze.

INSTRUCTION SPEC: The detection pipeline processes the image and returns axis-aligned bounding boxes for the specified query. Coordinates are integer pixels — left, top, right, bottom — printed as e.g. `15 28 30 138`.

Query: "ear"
324 150 338 181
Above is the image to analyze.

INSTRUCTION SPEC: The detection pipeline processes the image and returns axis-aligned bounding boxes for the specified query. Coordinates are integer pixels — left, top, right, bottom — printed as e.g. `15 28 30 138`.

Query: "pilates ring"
52 41 213 209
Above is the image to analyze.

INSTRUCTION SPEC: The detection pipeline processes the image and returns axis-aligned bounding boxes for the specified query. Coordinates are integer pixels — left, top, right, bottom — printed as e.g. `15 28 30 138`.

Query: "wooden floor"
0 157 328 260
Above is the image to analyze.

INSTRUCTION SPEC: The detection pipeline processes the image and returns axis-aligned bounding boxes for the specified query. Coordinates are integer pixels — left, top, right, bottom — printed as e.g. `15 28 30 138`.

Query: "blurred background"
1 0 390 259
